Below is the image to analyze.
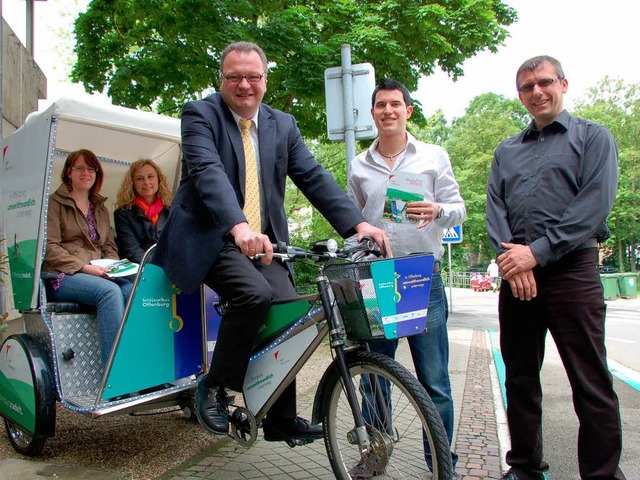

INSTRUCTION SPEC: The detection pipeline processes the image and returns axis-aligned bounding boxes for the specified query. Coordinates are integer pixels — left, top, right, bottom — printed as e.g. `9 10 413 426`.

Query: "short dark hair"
371 78 412 107
220 42 268 74
61 149 104 196
516 55 565 90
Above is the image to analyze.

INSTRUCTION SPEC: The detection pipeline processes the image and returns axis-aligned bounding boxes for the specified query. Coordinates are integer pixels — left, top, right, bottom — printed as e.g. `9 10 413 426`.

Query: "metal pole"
448 243 453 313
26 0 34 54
1 0 4 141
340 44 356 174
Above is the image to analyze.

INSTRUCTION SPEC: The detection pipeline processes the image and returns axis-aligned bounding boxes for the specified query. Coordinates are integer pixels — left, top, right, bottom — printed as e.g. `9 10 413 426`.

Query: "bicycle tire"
321 350 452 479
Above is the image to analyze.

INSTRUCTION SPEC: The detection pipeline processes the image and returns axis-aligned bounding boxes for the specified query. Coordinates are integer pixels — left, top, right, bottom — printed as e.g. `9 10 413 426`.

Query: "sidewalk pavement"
151 327 506 480
3 287 639 479
0 324 506 480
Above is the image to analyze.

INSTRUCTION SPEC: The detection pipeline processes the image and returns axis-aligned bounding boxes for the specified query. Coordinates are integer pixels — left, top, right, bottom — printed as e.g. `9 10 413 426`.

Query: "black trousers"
203 240 298 419
499 248 625 480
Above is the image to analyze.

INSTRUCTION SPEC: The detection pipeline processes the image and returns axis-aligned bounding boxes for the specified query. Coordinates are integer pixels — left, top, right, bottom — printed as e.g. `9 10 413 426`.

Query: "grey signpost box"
324 45 377 172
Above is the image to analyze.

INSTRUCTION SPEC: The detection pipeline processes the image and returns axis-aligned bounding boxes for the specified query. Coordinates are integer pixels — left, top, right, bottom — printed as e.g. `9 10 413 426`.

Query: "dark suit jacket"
114 205 169 264
154 93 365 293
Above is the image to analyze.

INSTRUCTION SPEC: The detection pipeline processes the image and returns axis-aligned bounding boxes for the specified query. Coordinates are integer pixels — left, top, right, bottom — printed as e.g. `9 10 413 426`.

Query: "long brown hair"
115 159 173 209
61 149 104 196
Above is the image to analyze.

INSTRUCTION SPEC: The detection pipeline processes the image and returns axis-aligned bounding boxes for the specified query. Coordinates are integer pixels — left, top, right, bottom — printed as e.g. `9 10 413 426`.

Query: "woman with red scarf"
114 159 173 264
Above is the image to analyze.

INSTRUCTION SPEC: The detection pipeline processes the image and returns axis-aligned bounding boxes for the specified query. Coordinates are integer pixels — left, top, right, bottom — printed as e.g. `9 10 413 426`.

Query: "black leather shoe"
348 459 378 479
262 416 323 442
195 381 229 434
501 470 546 480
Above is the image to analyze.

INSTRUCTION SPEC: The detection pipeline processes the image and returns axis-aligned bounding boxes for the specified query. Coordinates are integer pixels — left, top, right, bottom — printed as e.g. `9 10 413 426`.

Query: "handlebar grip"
348 236 382 257
359 237 375 251
309 239 338 253
273 241 288 254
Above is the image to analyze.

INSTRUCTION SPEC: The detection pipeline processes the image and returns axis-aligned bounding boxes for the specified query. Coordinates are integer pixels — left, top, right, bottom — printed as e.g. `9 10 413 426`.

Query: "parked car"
598 265 618 274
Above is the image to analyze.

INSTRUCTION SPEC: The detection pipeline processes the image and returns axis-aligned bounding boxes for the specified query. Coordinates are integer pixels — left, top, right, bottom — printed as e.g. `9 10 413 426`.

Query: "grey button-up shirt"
486 110 618 267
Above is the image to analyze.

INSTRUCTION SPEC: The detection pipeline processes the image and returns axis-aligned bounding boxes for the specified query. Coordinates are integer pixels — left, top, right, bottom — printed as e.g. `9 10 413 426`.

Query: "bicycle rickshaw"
0 97 452 478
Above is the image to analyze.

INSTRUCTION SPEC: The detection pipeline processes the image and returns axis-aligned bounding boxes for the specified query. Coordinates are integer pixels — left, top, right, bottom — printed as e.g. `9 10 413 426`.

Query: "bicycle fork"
316 271 372 455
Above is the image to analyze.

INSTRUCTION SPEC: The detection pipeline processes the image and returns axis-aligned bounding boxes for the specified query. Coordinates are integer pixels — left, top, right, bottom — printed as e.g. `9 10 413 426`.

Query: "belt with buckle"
433 260 441 273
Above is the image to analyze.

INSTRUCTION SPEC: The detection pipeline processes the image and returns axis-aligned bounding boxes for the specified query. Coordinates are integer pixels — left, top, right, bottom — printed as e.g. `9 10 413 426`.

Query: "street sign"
443 225 463 312
324 62 377 141
442 225 462 244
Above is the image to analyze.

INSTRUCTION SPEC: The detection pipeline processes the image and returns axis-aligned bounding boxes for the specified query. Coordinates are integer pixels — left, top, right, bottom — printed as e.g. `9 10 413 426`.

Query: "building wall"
2 18 47 136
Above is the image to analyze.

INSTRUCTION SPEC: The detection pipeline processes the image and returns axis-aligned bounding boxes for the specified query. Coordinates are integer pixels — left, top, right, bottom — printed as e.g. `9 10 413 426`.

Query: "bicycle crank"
229 407 258 447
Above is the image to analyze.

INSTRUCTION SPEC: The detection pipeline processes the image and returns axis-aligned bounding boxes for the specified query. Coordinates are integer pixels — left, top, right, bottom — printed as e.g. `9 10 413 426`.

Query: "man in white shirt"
347 78 466 478
487 258 500 291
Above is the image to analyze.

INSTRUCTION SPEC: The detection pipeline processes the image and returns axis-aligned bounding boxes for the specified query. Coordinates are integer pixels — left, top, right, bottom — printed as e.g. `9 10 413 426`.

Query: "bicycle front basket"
325 261 384 341
325 254 435 341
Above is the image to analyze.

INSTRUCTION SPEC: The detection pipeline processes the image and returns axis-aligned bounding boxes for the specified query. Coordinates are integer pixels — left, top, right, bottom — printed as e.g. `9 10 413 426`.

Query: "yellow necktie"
239 118 262 232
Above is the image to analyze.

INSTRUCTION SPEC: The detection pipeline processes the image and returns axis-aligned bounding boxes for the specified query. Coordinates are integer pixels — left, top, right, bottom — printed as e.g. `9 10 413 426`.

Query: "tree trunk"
618 238 625 273
631 234 637 272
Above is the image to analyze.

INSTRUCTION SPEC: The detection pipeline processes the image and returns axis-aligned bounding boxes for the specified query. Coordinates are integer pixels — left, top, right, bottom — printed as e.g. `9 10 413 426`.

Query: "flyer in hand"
91 259 140 277
383 171 427 224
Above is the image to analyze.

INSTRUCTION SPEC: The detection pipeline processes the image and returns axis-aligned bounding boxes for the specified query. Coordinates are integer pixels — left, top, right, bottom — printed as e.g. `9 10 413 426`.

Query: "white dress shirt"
347 133 466 259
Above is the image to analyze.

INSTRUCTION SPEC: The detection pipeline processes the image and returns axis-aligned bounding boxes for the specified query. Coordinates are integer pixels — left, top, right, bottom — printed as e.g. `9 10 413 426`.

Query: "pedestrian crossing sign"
442 225 462 244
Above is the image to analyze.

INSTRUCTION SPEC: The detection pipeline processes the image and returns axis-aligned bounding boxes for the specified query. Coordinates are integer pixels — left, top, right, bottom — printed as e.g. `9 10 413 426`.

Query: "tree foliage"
73 3 640 275
72 0 516 136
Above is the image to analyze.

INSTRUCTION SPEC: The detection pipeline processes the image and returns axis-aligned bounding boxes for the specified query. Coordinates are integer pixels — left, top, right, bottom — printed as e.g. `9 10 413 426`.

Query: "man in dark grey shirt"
486 55 626 480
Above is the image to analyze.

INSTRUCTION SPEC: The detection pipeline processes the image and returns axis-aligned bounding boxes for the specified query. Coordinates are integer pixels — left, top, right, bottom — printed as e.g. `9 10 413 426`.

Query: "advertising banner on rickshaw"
1 115 52 310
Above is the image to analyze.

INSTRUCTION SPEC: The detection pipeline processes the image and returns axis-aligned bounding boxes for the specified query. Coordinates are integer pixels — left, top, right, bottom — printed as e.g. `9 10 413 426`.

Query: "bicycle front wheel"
321 350 452 479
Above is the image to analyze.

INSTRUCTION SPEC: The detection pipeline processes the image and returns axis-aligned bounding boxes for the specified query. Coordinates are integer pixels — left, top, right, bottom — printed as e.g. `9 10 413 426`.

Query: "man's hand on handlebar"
354 222 393 257
230 222 274 264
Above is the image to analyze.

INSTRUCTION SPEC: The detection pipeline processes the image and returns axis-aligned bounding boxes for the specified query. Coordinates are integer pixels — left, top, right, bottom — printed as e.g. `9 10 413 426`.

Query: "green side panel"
104 265 180 398
256 300 311 343
8 239 38 310
0 339 36 432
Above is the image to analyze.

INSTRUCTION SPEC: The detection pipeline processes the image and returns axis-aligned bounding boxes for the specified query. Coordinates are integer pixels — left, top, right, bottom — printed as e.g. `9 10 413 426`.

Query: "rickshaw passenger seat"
45 302 96 314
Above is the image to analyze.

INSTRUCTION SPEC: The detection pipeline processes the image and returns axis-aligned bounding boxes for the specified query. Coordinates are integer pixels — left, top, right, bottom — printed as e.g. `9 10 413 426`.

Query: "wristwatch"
436 204 444 219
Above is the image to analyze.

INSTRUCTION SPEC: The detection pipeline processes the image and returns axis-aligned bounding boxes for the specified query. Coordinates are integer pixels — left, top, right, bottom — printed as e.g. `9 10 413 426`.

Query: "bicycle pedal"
285 437 315 448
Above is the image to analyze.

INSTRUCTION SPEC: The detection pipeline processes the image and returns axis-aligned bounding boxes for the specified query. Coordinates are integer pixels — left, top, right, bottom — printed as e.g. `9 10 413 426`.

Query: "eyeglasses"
221 72 266 84
518 77 561 93
71 166 98 174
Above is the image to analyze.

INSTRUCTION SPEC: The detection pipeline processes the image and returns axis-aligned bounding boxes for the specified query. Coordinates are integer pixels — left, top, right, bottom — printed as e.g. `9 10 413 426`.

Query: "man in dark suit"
154 41 390 442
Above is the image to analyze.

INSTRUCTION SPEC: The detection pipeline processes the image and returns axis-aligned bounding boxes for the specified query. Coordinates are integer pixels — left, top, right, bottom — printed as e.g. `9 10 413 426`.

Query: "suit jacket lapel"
223 105 246 197
258 107 276 202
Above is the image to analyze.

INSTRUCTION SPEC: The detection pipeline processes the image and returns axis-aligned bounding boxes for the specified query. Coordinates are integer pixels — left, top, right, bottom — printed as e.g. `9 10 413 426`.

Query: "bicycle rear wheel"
321 350 452 479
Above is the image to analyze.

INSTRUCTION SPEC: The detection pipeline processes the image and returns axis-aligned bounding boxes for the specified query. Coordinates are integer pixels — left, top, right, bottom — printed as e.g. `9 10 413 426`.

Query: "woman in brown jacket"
42 149 132 367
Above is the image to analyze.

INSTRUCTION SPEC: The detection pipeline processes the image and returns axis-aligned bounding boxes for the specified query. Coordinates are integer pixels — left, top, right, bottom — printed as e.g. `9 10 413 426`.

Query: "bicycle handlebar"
258 237 380 262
